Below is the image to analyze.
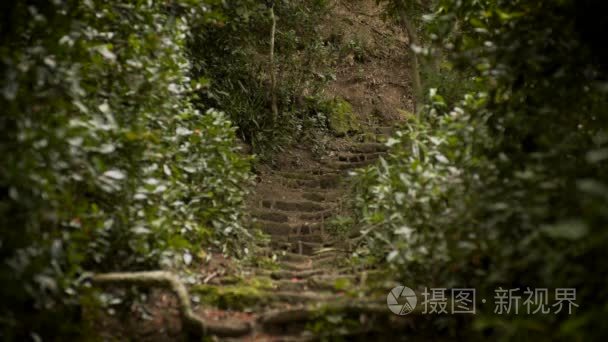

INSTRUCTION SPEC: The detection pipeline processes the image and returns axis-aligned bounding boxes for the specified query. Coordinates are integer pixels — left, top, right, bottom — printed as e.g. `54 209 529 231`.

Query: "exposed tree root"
91 271 252 338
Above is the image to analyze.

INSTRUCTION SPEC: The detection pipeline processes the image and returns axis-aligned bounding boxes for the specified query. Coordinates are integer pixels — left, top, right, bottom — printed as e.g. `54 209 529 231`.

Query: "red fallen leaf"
336 292 345 296
291 277 300 283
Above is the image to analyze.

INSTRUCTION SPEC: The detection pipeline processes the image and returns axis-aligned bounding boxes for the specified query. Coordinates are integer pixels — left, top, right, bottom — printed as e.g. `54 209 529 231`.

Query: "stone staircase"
249 139 390 257
188 127 424 340
97 126 434 341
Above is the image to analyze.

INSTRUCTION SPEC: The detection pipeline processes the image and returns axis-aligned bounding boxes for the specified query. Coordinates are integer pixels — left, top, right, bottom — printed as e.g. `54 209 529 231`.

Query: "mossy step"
347 142 389 153
191 284 336 310
273 278 312 292
258 300 397 328
268 268 326 280
273 275 357 292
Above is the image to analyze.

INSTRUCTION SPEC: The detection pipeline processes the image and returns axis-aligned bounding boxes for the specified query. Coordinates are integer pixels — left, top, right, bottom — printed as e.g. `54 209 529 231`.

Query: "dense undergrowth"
0 1 252 338
0 0 361 338
189 0 348 159
352 0 608 340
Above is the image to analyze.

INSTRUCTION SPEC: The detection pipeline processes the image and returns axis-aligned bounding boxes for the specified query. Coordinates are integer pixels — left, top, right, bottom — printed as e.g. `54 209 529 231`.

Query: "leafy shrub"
354 0 608 340
0 1 251 338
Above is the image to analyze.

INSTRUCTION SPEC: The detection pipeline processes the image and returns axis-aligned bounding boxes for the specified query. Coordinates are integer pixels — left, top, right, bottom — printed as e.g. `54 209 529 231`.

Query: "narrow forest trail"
179 0 419 338
216 128 403 340
97 1 423 340
181 127 432 341
182 0 420 337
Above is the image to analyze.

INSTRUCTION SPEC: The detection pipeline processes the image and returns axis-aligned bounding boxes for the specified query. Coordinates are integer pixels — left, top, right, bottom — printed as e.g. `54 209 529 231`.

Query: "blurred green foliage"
0 0 251 338
188 0 336 159
354 0 608 340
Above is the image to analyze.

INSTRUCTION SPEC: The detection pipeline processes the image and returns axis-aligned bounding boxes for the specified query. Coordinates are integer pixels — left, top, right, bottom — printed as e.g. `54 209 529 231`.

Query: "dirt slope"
323 0 413 124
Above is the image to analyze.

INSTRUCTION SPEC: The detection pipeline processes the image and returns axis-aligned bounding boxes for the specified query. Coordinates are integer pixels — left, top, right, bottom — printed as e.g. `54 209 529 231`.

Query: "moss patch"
326 98 359 137
191 276 275 310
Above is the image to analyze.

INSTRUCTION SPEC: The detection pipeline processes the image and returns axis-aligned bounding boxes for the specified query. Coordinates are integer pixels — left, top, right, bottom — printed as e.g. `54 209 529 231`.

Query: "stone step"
279 260 313 272
261 199 331 212
255 220 324 236
288 234 325 244
300 191 339 203
275 170 339 181
258 300 392 329
275 252 312 263
323 159 377 170
272 176 342 190
298 209 335 221
375 126 396 136
252 208 336 224
286 240 325 255
252 210 290 223
254 188 338 205
347 142 389 154
192 284 336 309
340 152 382 163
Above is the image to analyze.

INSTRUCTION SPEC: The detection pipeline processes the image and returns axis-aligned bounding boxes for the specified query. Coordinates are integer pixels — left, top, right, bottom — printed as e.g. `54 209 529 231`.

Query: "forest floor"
97 0 423 340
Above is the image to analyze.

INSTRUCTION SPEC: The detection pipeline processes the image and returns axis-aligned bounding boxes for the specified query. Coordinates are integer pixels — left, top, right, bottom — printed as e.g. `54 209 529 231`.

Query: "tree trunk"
399 11 423 115
269 5 278 121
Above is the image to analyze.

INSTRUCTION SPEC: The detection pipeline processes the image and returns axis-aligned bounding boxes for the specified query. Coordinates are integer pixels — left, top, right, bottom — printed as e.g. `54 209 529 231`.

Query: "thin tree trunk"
269 5 278 121
399 11 422 115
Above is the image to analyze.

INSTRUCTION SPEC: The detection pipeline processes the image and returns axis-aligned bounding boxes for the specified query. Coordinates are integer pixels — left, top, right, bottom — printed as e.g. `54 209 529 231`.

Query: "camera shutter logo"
387 286 417 315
